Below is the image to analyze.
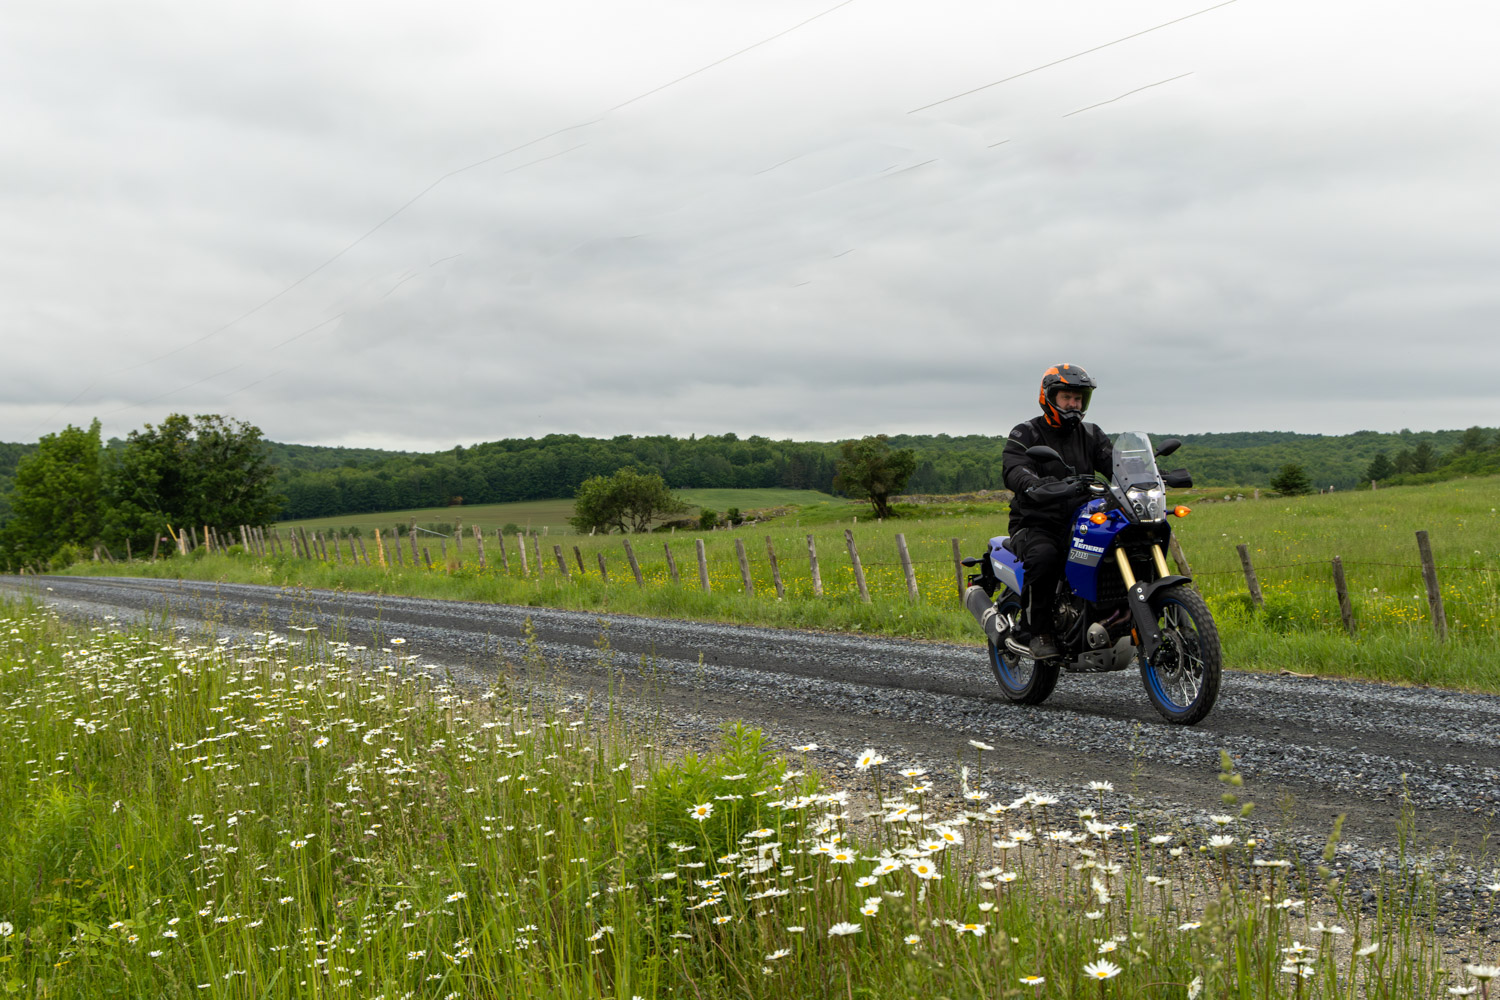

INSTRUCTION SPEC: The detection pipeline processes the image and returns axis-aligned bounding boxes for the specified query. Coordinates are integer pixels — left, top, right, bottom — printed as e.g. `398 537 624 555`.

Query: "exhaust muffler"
964 586 1006 644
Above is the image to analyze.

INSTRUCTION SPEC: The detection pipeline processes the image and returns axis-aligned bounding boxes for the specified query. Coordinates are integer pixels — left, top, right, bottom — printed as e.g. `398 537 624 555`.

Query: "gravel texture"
4 573 1499 943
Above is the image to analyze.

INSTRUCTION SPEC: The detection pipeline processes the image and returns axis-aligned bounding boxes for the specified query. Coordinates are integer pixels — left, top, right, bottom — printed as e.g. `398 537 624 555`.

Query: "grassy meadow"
59 476 1500 692
277 489 838 537
1 600 1488 999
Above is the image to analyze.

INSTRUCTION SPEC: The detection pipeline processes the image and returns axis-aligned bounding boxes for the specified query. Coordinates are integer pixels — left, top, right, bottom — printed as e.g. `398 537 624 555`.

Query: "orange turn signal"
1173 505 1192 517
1090 512 1108 525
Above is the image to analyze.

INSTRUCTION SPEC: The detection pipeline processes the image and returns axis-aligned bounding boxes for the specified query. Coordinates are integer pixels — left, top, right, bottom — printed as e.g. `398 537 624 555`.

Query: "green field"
278 488 839 536
65 477 1500 691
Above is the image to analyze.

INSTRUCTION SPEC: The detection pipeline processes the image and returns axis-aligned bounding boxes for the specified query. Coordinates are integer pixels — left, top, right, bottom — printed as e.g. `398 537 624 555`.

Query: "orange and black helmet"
1038 363 1097 427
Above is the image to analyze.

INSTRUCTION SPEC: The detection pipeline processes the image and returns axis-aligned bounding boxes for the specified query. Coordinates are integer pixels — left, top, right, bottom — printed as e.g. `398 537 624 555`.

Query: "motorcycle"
962 431 1222 725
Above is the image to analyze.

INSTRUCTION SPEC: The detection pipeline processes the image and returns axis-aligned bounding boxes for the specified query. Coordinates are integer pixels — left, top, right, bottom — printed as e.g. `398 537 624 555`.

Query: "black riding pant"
1012 525 1069 632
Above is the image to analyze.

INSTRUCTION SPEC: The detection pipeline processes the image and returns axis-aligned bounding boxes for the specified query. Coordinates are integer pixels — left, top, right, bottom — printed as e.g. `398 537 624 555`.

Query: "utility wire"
907 0 1235 114
1062 72 1194 117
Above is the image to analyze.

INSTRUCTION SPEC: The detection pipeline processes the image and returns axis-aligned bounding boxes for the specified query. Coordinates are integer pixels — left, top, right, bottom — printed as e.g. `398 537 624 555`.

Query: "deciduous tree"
568 468 688 534
0 420 105 568
833 435 917 519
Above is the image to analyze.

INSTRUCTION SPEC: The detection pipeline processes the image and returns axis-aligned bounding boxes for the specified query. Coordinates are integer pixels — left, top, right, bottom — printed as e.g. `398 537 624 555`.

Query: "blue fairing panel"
989 535 1023 595
1064 500 1125 602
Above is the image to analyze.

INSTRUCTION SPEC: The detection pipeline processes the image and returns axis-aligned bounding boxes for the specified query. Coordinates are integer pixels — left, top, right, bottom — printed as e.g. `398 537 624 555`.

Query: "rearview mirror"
1155 439 1182 459
1025 445 1064 464
1161 469 1193 488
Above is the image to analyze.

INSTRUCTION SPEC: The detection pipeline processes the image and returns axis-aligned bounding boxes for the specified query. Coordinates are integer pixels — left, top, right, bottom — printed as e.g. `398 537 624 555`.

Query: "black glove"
1026 479 1092 506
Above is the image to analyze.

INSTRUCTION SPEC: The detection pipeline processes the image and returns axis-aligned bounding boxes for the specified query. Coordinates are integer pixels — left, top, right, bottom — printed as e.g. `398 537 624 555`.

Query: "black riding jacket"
1002 415 1114 534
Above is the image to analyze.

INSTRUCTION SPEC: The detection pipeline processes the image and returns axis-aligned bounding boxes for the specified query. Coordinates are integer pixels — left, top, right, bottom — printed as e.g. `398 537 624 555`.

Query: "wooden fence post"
374 529 388 569
408 521 419 567
845 529 870 604
597 552 610 583
951 538 965 599
663 543 680 584
735 538 755 595
895 533 919 601
553 544 571 579
623 538 644 588
1236 544 1264 608
696 539 711 592
573 545 587 576
438 538 448 568
1331 555 1355 637
152 533 162 561
356 536 370 566
331 534 342 565
531 535 543 577
495 529 509 573
422 547 433 569
516 533 529 576
1415 530 1448 642
454 520 463 560
1168 535 1193 576
806 534 823 597
764 536 785 599
391 529 404 567
474 525 486 569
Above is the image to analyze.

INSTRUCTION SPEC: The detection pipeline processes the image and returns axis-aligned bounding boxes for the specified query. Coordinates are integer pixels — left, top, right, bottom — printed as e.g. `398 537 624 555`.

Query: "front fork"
1116 545 1175 662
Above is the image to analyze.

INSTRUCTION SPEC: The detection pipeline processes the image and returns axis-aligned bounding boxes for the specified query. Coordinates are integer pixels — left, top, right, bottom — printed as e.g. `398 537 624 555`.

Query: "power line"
1062 72 1194 117
907 0 1236 114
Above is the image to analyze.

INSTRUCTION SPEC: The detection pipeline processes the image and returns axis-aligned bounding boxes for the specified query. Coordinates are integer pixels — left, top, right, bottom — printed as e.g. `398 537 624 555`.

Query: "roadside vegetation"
52 476 1500 693
1 600 1489 998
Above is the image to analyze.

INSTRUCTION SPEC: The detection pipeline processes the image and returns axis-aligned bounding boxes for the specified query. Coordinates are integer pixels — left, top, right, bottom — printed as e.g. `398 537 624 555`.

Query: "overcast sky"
5 0 1497 450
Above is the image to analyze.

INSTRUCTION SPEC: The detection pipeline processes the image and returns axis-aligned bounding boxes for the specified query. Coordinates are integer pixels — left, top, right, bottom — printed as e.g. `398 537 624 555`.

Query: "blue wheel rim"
1143 598 1207 711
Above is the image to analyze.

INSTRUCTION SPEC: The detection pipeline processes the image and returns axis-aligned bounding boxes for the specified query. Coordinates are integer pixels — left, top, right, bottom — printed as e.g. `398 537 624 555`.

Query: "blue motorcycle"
963 431 1222 725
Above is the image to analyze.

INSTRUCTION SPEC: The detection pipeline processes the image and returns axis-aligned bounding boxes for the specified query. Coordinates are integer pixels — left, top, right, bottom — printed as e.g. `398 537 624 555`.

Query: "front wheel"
1139 584 1222 725
988 596 1060 705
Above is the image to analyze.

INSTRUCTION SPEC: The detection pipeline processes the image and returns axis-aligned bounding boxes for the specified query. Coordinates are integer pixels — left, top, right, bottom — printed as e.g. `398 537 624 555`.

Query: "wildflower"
689 803 714 822
1308 922 1345 935
446 891 467 902
904 934 921 945
855 749 885 770
827 922 861 937
766 948 791 960
1466 965 1500 982
0 921 13 938
1098 940 1118 954
969 740 995 751
855 876 878 887
1356 943 1379 957
1148 834 1171 845
1083 959 1122 980
953 922 985 936
1449 988 1479 996
860 900 880 916
312 736 330 748
1209 814 1234 826
899 767 927 778
713 915 733 925
908 859 940 880
742 828 775 839
289 839 308 850
279 896 294 905
1088 780 1113 792
793 743 819 752
829 849 858 865
1020 975 1045 987
407 950 426 960
1177 921 1202 932
786 926 805 933
389 638 406 645
1207 835 1235 850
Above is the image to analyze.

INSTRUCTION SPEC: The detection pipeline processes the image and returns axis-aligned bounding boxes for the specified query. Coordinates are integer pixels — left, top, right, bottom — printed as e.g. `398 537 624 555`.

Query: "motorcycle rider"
1001 364 1114 660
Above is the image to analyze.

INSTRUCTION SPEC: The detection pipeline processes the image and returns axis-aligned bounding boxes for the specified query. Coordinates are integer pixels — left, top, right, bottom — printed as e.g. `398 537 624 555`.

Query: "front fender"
1125 575 1193 661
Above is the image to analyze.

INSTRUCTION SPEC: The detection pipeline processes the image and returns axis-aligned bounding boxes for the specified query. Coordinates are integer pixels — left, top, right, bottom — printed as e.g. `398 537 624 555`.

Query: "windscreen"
1112 431 1161 489
1113 431 1167 521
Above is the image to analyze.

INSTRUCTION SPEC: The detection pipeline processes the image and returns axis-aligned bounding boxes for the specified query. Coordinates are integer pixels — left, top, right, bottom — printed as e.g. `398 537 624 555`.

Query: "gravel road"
5 575 1499 890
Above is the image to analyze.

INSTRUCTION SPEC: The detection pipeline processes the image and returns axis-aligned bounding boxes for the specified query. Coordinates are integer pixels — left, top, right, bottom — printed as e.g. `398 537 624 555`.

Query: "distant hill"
2 426 1494 524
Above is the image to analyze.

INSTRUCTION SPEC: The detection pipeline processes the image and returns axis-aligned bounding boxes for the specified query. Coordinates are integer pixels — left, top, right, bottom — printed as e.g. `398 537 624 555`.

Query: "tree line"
0 415 280 571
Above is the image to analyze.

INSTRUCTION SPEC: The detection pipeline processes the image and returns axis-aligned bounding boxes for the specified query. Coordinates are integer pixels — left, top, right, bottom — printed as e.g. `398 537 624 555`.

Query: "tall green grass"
0 602 1485 998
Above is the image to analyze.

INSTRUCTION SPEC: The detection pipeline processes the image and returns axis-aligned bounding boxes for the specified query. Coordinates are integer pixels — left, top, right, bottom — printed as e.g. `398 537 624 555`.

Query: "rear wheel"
988 596 1060 705
1139 584 1222 725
